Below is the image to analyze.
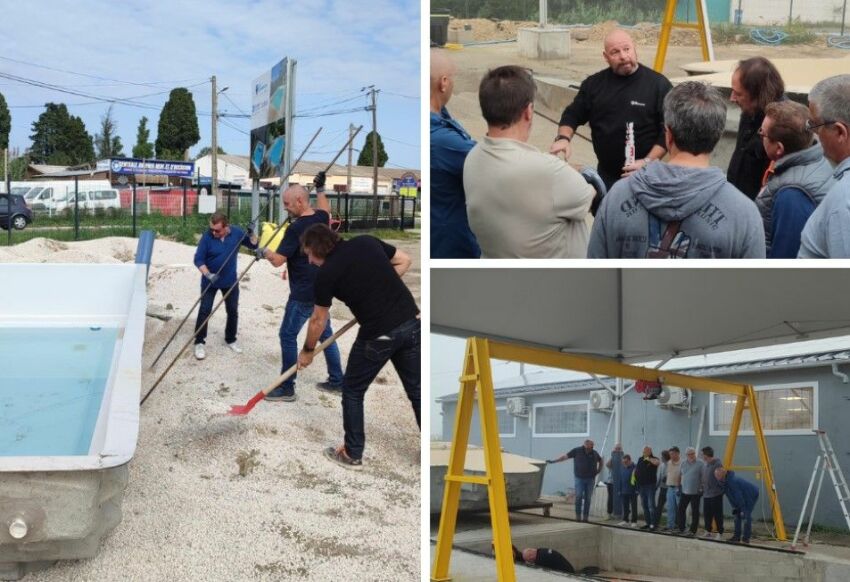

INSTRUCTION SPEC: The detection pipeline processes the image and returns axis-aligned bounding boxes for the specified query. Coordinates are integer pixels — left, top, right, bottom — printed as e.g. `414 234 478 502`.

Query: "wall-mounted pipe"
832 363 849 384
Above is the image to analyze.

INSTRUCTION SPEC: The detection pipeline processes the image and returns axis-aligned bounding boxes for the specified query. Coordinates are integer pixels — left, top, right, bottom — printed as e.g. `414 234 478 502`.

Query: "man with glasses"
799 74 850 258
755 101 834 258
193 212 258 359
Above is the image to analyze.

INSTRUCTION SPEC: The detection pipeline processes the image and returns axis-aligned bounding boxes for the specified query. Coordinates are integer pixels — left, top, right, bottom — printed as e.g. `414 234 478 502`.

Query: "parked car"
64 189 122 212
0 194 33 230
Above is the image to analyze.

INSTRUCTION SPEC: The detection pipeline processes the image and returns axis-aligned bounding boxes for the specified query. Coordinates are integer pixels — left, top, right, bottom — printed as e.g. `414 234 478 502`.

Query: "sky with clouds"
1 0 420 169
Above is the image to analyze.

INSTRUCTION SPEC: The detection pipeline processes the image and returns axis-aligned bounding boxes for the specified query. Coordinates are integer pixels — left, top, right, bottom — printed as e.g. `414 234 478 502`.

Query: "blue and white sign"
110 158 194 178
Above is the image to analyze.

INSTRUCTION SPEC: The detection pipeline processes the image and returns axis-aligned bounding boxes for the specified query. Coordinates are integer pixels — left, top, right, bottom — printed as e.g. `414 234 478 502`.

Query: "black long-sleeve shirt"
727 109 770 200
560 64 672 183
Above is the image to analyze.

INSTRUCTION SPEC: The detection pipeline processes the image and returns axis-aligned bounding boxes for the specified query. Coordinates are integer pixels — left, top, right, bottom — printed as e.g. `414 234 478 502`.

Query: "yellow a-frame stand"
431 337 787 582
654 0 715 73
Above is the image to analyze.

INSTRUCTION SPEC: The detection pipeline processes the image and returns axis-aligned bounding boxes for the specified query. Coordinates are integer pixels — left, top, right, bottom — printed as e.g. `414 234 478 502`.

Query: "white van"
65 189 122 212
15 180 113 213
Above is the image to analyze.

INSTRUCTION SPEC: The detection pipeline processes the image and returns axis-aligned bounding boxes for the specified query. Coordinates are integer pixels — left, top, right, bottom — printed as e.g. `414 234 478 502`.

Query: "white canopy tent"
432 268 850 363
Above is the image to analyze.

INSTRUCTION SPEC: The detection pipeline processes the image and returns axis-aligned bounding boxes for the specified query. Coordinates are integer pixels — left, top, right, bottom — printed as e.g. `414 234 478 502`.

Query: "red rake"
228 318 357 416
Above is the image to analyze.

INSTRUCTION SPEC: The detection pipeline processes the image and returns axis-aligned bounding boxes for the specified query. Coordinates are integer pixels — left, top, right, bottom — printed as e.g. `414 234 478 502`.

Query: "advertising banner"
250 58 289 179
110 158 194 178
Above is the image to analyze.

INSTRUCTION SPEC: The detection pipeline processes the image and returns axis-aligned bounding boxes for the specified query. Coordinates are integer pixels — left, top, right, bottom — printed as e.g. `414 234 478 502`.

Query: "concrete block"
517 27 571 60
447 29 474 45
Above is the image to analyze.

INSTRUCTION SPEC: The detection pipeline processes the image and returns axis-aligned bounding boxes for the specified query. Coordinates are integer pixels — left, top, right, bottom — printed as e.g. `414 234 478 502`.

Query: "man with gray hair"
798 74 850 258
676 446 703 536
587 81 766 258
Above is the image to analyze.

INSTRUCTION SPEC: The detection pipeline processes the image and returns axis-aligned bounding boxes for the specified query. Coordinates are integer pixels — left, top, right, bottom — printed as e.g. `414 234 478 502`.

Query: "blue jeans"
342 318 420 460
195 284 239 344
278 299 343 393
666 487 679 529
734 505 756 541
574 477 594 520
639 484 656 526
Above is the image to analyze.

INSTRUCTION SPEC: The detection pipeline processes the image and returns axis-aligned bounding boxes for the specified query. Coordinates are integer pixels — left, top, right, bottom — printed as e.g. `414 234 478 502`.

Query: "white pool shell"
0 263 147 471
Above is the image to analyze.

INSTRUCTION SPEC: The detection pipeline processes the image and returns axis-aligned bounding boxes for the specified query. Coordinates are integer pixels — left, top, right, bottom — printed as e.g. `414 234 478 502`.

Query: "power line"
295 106 370 119
0 55 209 88
382 91 419 100
382 136 419 148
221 91 248 116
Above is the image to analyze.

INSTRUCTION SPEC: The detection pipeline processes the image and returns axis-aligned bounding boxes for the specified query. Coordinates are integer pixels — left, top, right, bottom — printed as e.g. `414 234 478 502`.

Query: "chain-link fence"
0 187 419 247
436 0 850 37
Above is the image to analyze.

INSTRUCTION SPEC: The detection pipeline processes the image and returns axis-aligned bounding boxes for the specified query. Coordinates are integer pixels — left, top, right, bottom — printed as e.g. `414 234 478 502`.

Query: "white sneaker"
617 521 628 526
194 344 206 360
630 522 638 528
227 341 243 354
713 533 723 540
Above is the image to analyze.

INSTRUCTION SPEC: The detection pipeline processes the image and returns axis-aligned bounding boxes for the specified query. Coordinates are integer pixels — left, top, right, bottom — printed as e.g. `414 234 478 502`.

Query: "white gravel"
4 236 421 581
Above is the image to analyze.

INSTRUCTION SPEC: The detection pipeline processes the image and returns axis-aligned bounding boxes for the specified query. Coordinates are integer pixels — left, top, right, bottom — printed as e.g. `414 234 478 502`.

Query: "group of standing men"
549 441 761 544
431 30 850 259
190 172 420 469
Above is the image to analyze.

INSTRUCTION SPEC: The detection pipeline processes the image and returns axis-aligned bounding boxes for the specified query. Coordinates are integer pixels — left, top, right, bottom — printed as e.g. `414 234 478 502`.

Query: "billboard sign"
250 58 289 179
110 158 194 178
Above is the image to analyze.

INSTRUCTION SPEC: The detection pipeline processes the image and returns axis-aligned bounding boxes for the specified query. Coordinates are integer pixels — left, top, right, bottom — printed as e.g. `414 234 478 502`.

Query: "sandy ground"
0 235 421 581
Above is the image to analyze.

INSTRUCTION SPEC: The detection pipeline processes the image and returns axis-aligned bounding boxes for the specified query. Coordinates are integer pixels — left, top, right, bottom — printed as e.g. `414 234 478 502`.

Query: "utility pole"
366 85 380 227
211 75 219 201
346 123 354 195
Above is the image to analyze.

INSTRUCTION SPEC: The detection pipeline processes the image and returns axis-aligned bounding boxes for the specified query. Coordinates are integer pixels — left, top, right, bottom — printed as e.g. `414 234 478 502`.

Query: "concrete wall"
440 363 850 528
736 0 843 25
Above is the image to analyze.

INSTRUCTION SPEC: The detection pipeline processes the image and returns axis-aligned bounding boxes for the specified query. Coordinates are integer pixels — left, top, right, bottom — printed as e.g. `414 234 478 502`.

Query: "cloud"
2 0 420 168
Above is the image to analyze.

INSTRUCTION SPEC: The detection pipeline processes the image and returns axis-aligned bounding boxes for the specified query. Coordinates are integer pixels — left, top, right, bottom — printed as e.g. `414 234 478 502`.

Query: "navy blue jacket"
194 225 256 289
619 464 637 495
722 470 759 512
430 108 480 258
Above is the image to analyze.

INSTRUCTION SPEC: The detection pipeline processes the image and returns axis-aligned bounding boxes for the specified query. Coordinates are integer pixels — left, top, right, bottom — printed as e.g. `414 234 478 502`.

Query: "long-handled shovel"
141 127 364 406
148 126 324 369
228 318 357 416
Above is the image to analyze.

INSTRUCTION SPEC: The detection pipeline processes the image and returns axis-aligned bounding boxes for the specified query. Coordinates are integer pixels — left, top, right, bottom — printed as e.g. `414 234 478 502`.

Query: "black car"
0 194 33 230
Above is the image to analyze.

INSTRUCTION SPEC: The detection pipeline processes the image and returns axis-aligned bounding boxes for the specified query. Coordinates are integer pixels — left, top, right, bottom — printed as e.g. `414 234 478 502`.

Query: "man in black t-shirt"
296 224 419 469
257 172 343 402
634 445 661 530
550 29 672 200
547 439 603 522
521 547 575 573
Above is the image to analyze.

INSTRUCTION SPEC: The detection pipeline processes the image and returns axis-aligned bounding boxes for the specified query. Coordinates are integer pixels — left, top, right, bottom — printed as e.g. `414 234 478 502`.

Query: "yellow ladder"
654 0 715 73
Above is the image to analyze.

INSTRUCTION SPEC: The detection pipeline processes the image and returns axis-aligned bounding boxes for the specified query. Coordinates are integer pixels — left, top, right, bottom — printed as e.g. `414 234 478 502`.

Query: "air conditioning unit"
590 389 613 411
657 387 688 407
506 397 528 417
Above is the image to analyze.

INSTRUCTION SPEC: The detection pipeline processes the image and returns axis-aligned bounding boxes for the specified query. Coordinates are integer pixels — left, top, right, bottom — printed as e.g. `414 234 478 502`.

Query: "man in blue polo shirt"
193 212 258 360
547 439 603 522
258 172 343 402
430 48 480 259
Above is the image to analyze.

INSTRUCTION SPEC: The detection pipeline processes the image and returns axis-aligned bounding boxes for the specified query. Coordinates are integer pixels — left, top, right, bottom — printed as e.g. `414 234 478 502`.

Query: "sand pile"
20 236 421 581
449 18 536 42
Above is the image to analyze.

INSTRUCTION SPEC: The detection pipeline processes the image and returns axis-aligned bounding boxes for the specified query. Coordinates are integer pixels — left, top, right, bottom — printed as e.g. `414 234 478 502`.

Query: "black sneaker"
265 387 296 402
316 381 343 394
323 445 362 469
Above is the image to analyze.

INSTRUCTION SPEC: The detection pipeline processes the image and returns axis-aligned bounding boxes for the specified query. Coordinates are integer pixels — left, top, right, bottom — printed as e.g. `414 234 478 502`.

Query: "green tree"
156 88 200 160
357 130 388 167
29 103 95 165
195 145 226 159
132 116 154 158
0 92 10 151
94 105 124 159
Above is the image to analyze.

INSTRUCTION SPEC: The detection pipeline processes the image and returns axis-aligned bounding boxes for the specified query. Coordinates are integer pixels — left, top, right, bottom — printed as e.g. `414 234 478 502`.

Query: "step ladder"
791 430 850 549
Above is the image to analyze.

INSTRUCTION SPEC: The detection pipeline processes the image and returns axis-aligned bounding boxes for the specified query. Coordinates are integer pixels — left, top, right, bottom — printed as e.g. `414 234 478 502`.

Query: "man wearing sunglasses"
799 74 850 258
193 212 258 360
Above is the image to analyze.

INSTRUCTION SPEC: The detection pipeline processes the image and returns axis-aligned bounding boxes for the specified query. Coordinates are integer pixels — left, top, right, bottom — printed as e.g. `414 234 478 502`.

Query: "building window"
711 382 817 436
532 401 589 438
496 407 516 438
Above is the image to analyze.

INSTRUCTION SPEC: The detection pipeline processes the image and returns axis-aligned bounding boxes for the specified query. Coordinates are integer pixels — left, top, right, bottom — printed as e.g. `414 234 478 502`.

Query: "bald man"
257 174 343 401
550 29 672 205
430 48 481 258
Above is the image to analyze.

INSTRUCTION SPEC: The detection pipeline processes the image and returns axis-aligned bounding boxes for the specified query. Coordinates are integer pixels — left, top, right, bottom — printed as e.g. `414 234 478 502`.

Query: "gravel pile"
14 236 421 581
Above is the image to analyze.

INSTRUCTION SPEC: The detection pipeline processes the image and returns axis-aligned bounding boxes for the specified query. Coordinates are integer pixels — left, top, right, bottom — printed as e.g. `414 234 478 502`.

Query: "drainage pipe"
135 230 156 281
831 363 849 384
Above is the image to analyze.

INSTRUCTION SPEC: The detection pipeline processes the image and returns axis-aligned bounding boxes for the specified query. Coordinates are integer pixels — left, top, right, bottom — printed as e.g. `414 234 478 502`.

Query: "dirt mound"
449 18 536 42
587 20 701 46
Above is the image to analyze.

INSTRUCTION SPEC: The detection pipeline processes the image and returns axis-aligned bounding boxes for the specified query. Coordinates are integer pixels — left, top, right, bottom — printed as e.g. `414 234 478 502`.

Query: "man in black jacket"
550 29 672 202
634 445 661 530
727 56 786 199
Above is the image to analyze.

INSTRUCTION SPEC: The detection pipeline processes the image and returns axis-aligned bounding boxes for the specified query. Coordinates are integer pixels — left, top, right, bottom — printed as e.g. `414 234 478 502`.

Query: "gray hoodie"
587 163 766 258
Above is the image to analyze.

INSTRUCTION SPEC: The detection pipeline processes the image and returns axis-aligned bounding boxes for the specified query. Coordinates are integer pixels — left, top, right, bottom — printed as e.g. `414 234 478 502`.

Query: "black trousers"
703 495 725 533
621 493 638 523
677 493 701 533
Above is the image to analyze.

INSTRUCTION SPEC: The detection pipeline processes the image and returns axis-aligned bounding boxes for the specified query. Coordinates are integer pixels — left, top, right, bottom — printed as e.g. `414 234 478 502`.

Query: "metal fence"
0 187 419 247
